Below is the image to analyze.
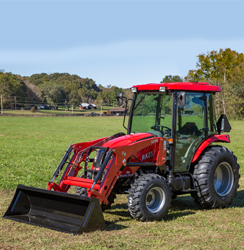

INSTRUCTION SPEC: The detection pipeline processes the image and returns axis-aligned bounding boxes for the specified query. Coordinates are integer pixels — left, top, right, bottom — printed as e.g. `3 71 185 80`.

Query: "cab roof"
132 82 221 92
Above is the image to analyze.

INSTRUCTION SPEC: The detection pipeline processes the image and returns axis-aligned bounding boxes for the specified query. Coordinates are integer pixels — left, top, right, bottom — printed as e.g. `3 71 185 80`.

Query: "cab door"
174 92 215 171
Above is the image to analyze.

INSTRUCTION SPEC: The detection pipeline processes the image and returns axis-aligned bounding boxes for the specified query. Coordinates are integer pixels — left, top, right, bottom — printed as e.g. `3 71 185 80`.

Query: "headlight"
159 87 166 92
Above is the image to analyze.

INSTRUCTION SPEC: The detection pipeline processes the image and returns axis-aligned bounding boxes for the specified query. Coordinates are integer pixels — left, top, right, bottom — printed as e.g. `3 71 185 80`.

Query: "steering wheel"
151 125 171 135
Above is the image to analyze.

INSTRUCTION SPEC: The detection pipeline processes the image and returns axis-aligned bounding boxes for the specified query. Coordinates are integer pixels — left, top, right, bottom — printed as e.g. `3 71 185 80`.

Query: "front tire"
127 174 171 221
192 146 240 208
75 173 88 196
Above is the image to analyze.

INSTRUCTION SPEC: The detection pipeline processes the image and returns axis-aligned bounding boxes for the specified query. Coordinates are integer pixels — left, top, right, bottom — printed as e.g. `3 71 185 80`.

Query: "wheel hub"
145 187 165 213
214 162 234 196
146 194 153 203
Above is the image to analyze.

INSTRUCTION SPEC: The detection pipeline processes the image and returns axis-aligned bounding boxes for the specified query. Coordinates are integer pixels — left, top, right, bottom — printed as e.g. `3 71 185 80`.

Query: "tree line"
0 72 126 109
1 48 244 119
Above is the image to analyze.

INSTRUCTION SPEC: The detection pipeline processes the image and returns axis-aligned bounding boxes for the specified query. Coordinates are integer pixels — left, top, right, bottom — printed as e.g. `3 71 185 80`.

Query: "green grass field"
0 116 244 249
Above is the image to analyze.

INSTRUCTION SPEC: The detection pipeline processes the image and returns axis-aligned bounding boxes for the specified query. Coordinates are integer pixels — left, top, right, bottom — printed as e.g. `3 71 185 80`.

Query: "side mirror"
216 114 231 134
178 92 186 107
116 93 123 107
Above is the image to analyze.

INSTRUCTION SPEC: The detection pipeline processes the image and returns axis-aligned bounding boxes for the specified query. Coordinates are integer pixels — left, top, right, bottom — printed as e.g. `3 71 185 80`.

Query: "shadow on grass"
165 211 195 221
170 196 200 211
104 197 199 225
104 221 129 231
105 209 131 218
103 191 244 231
230 190 244 207
172 191 244 210
103 203 130 231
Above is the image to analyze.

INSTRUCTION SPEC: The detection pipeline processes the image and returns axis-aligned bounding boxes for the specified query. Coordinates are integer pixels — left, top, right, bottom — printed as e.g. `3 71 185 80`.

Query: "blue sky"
0 0 244 88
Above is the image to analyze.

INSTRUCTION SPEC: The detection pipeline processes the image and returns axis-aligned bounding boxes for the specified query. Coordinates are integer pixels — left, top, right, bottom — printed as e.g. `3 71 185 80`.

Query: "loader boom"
49 134 166 205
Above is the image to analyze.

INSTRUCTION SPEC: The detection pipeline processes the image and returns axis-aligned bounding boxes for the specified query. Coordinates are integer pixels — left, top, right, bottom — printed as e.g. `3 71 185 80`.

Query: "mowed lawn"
0 116 244 250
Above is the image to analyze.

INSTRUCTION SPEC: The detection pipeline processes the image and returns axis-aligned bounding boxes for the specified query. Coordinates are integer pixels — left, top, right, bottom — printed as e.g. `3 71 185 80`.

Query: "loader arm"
87 136 167 205
47 136 112 192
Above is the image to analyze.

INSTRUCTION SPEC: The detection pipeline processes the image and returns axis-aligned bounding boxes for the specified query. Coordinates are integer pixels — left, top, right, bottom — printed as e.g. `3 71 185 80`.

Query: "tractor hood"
103 132 156 149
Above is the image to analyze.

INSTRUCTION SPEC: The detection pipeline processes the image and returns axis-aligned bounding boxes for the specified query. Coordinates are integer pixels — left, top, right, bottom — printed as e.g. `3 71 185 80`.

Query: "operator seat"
177 122 201 170
178 122 199 135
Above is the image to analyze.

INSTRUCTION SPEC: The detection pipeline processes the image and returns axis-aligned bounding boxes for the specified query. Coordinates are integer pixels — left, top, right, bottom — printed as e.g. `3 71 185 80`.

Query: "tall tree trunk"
222 97 226 114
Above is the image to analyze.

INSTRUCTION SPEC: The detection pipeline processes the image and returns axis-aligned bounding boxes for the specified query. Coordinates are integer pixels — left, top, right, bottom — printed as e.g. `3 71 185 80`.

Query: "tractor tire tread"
127 173 171 221
192 145 239 209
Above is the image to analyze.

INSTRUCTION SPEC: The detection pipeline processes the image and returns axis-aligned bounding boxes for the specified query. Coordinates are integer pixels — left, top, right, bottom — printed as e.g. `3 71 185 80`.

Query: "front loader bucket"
3 185 105 234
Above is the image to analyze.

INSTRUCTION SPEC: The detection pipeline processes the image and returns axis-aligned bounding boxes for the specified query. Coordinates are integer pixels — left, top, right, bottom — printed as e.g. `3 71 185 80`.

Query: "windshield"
130 91 216 172
130 92 172 135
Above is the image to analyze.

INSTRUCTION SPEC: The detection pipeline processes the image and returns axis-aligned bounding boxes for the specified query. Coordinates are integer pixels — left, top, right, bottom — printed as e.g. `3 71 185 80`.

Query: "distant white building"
80 103 97 109
90 104 97 109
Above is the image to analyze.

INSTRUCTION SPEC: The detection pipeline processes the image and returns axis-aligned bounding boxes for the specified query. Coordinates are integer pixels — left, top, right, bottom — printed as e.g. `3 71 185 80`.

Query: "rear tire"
127 174 171 221
192 146 240 208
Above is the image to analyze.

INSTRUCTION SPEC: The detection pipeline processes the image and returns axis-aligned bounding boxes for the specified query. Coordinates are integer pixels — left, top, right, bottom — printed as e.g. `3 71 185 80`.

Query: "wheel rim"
214 162 234 196
145 187 165 213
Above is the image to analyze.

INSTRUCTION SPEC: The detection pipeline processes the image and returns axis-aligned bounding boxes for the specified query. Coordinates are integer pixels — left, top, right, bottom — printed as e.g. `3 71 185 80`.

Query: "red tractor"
4 82 240 234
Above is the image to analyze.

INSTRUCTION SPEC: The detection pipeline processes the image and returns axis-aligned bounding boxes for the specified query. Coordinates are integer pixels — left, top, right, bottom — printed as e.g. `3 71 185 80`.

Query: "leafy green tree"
0 72 26 107
78 78 98 103
185 48 244 119
185 49 244 82
161 75 183 83
23 73 102 106
66 82 78 97
24 80 43 105
96 85 123 106
40 83 66 105
27 73 48 86
69 90 81 108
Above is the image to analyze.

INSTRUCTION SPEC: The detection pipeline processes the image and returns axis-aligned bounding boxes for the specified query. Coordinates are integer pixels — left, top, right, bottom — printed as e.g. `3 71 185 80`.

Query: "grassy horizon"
0 105 112 116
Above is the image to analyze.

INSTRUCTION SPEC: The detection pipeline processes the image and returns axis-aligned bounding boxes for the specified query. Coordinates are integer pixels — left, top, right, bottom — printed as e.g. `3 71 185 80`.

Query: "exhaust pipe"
3 185 105 234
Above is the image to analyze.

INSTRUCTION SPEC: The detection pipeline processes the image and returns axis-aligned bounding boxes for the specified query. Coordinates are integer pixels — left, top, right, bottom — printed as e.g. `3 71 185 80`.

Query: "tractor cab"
118 82 229 173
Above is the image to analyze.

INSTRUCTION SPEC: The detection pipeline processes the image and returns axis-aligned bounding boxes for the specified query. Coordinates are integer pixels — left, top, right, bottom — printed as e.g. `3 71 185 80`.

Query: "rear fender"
191 134 230 163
